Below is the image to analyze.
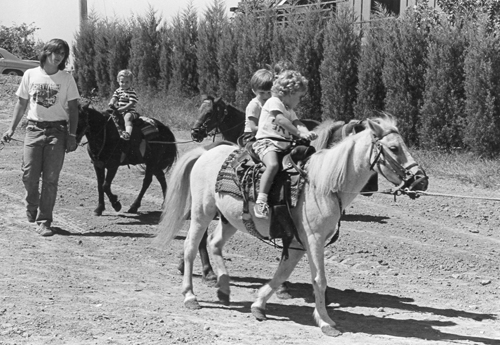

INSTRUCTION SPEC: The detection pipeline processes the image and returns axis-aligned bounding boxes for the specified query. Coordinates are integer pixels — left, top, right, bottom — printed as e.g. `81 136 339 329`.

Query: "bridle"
191 98 244 143
77 107 119 166
369 129 428 196
76 109 90 145
191 98 229 142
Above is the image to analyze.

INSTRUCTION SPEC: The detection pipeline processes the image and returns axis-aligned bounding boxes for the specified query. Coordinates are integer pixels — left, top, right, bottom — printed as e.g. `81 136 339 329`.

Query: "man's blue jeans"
22 122 67 225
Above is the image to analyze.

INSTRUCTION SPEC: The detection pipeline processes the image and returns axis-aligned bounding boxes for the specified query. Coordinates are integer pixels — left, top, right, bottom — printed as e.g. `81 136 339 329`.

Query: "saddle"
215 143 315 258
107 109 160 165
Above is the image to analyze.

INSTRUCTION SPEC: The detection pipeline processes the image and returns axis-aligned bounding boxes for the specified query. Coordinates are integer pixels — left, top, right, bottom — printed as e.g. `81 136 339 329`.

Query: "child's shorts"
252 139 286 161
124 111 139 121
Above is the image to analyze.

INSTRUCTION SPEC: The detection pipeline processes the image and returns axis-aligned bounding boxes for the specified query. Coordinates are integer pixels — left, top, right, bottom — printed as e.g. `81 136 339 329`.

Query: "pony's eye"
390 146 399 153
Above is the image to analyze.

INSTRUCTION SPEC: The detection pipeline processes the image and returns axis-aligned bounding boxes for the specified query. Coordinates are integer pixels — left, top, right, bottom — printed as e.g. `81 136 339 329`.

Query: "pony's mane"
308 135 358 195
313 119 347 150
308 116 397 195
226 102 245 119
371 114 398 132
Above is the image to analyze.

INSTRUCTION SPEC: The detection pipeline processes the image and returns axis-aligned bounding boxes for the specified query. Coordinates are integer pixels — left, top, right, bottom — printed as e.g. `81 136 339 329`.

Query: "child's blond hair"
117 69 134 81
271 70 308 97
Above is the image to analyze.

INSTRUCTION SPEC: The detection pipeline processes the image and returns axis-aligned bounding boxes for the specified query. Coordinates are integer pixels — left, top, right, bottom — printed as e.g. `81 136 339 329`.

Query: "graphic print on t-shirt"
32 83 60 108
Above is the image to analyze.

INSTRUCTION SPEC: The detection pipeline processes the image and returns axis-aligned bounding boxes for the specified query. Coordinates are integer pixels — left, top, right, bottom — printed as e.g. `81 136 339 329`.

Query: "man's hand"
2 129 14 143
66 135 78 152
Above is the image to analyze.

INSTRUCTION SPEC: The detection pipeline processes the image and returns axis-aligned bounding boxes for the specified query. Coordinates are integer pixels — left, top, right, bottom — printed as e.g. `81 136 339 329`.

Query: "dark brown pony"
76 104 177 216
191 95 320 143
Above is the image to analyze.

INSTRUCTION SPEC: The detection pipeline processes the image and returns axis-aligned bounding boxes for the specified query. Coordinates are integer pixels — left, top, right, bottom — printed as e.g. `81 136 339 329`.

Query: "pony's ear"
367 119 384 138
82 101 90 109
214 96 222 104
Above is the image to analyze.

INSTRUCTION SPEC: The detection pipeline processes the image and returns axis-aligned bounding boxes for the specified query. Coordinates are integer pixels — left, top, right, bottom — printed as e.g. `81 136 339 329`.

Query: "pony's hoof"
184 298 201 310
112 201 122 212
321 325 341 337
276 283 293 300
127 205 139 213
217 290 230 306
93 207 104 216
202 271 218 287
251 307 267 321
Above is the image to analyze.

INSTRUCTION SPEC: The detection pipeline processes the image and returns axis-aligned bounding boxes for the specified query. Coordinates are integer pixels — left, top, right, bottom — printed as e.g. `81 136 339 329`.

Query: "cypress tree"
381 7 428 146
354 6 390 120
234 7 275 108
290 7 326 122
169 5 199 97
463 19 500 156
420 18 467 150
128 7 162 91
93 20 111 97
73 14 98 96
217 19 239 103
158 23 173 93
320 8 361 121
197 0 226 96
106 19 132 94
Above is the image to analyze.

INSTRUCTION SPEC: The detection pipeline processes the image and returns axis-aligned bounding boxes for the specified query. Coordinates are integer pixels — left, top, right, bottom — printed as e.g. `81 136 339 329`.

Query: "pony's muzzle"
403 166 428 198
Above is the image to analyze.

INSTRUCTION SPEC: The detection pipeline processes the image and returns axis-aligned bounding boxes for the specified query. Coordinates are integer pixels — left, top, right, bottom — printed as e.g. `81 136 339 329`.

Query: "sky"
0 0 239 49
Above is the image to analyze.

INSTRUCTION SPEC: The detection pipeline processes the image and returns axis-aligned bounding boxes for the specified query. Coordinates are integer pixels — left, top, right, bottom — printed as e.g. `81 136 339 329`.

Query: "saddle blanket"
139 116 159 140
215 149 305 208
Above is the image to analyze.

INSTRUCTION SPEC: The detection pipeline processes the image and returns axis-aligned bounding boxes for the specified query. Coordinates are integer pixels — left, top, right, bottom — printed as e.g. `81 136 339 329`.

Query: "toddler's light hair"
271 70 308 97
117 69 134 81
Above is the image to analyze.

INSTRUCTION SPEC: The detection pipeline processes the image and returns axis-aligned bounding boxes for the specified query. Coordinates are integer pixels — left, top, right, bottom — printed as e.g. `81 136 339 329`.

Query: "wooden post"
79 0 88 27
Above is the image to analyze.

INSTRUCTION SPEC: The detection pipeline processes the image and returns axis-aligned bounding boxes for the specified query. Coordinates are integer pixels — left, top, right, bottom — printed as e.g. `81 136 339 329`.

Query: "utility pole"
79 0 88 27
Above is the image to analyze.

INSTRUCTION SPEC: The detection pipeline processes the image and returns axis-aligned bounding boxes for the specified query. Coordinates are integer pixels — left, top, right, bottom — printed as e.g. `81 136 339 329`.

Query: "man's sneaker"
36 223 54 237
26 210 37 223
254 202 269 219
120 132 131 140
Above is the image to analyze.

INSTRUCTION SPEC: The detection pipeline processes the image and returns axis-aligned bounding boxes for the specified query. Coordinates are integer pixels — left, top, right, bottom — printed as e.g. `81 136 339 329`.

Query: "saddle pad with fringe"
215 149 305 208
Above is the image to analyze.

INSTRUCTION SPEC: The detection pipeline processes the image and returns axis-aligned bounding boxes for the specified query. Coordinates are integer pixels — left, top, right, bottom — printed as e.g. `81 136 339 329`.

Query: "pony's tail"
152 146 207 249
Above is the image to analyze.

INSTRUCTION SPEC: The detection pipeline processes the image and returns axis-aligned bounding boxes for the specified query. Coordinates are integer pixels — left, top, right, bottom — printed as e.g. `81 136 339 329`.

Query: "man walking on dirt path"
1 38 80 237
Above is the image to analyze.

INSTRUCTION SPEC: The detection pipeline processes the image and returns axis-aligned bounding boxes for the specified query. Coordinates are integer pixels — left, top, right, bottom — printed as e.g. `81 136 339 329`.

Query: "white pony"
155 117 428 336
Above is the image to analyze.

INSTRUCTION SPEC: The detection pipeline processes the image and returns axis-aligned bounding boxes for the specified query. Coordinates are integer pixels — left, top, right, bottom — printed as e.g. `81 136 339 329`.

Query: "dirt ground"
0 101 499 345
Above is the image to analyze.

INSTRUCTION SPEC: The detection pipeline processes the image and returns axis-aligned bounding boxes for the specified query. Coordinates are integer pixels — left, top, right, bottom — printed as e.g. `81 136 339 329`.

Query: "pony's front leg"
251 248 305 320
209 221 237 305
103 166 122 212
93 165 106 216
306 240 341 337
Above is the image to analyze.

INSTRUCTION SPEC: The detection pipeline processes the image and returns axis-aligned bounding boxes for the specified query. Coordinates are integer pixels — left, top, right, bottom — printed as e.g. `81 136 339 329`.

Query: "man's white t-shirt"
16 67 80 122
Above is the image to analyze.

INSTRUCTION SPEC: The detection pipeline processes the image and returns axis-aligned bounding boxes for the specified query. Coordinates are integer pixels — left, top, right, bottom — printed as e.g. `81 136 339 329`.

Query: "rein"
362 189 500 202
80 110 121 165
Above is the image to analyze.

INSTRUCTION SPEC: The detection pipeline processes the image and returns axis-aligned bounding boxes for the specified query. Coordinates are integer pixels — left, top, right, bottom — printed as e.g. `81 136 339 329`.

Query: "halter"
78 107 120 166
191 99 228 142
369 129 428 195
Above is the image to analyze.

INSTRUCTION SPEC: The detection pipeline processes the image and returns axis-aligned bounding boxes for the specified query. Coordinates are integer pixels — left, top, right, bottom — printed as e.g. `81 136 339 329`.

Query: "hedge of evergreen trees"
72 1 500 157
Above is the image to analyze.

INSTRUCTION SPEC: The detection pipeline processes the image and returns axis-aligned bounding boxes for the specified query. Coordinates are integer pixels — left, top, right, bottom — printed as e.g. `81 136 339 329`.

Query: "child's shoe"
254 202 269 219
120 132 131 140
